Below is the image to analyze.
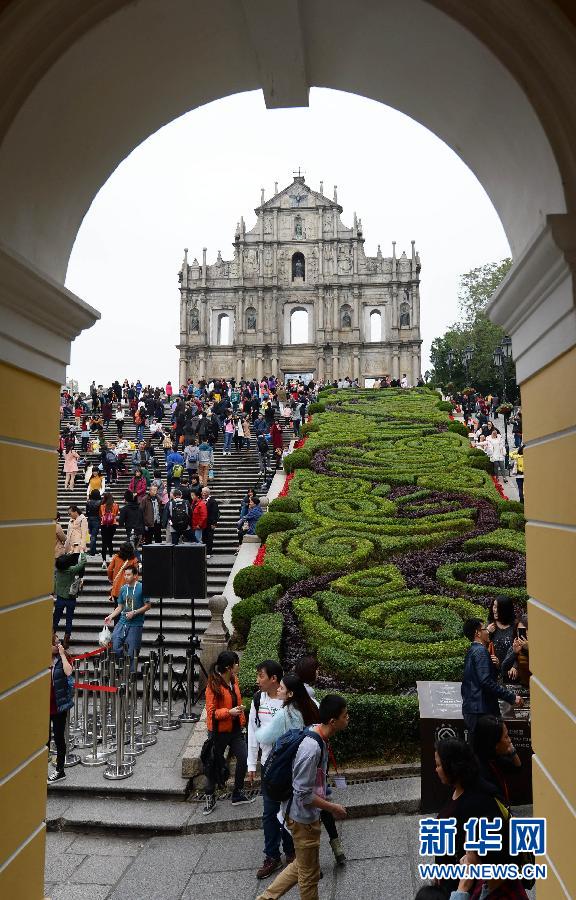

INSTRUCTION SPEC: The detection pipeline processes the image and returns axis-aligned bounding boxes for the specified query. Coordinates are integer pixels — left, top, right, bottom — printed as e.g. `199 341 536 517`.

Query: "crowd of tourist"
52 375 533 899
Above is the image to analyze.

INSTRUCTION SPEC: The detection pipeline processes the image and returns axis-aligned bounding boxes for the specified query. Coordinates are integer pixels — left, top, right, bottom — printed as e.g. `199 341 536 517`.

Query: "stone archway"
0 2 575 896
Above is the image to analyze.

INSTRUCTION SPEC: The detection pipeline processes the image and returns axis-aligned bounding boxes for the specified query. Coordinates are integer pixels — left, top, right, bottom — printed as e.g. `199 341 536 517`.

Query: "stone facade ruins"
177 175 422 385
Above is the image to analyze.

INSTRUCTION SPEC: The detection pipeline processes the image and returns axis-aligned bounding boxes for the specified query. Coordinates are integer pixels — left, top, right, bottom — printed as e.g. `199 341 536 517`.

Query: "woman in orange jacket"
106 541 138 604
203 650 254 816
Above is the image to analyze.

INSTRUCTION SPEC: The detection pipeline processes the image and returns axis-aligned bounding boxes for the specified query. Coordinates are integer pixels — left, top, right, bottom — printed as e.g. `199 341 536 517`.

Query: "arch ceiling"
0 0 573 283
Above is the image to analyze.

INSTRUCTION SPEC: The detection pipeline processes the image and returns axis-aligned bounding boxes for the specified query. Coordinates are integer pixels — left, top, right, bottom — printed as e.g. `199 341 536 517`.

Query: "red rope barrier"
74 682 118 693
71 646 108 661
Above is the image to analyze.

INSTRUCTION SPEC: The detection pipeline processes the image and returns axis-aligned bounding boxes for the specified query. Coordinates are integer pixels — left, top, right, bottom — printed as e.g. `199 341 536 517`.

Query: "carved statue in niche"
338 245 352 273
264 248 273 271
246 309 257 330
295 216 303 237
341 307 352 328
399 301 410 327
264 216 273 235
292 254 305 279
323 218 333 235
190 307 199 332
403 287 411 302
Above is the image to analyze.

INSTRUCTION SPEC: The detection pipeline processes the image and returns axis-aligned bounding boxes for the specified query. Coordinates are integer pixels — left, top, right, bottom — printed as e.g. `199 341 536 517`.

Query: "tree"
430 258 516 396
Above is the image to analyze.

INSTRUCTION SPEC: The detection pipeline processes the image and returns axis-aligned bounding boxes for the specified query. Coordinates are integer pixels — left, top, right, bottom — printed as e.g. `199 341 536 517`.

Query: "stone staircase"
57 406 286 659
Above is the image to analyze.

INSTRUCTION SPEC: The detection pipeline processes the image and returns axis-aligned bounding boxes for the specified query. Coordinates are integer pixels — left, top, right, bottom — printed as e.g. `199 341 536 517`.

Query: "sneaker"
231 791 257 806
257 857 281 879
329 837 346 865
206 554 212 559
202 793 216 815
101 561 108 570
47 770 66 784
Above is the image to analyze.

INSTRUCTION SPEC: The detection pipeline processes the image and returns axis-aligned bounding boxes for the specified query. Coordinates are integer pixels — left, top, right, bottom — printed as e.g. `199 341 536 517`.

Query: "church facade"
177 175 422 386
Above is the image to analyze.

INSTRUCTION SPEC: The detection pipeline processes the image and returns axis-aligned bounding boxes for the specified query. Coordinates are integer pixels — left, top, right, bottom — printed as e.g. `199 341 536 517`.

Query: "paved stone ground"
44 815 433 900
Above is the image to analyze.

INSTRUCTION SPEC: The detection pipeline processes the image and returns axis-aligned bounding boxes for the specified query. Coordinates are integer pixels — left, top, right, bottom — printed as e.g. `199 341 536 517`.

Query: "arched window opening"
399 302 410 326
218 313 231 345
290 308 309 344
370 310 382 342
341 304 352 328
245 306 257 331
292 252 305 281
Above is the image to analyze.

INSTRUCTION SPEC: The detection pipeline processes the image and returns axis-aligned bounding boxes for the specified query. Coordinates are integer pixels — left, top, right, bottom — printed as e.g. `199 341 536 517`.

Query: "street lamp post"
493 339 513 469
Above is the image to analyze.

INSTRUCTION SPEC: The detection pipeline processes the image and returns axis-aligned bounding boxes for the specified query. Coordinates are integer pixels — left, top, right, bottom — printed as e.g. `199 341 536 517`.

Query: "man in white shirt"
247 660 295 880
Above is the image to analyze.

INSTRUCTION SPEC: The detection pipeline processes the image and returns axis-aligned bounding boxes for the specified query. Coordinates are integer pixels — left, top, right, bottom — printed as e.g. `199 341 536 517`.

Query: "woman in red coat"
270 421 284 470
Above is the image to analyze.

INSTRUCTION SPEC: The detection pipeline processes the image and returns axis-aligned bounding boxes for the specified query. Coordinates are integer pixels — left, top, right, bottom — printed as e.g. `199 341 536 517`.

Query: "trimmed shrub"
447 421 470 437
463 528 526 554
255 511 300 542
499 510 525 532
320 691 420 759
268 496 300 513
330 564 407 597
231 585 283 639
238 613 283 696
233 564 279 599
437 400 453 412
307 401 326 414
436 561 528 601
283 448 312 473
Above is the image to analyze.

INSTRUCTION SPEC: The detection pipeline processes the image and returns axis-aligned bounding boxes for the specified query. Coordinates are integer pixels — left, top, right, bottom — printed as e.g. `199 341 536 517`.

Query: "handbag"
98 624 111 646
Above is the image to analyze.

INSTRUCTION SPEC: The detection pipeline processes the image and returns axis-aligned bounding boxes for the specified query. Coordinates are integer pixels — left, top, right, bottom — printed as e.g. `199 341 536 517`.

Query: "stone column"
199 350 206 381
353 349 360 380
179 354 187 388
392 347 400 380
412 347 421 385
257 290 264 342
256 353 264 381
318 353 325 382
199 595 229 689
236 354 243 383
332 286 339 333
332 346 339 381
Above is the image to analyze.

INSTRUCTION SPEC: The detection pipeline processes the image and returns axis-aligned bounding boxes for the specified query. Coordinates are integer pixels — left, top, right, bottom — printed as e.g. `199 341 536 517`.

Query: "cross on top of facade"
293 166 305 180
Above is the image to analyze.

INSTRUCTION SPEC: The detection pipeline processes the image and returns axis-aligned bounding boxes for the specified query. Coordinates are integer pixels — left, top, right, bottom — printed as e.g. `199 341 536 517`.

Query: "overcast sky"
66 88 510 391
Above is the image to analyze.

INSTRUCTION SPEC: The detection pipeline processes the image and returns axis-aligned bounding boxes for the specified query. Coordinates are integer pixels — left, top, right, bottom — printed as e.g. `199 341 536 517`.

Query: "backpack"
262 727 324 802
172 463 183 479
257 435 268 454
101 508 116 526
105 450 117 464
171 498 188 531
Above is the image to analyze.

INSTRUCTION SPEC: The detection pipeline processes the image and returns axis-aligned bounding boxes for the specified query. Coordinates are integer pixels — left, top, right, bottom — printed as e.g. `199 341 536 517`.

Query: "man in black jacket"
461 618 523 736
201 487 220 559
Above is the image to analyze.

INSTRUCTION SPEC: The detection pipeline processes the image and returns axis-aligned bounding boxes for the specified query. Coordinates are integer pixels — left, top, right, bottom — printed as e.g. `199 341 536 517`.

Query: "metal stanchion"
100 682 113 759
127 672 145 756
137 662 157 747
75 678 92 749
103 684 133 780
179 651 200 723
63 709 80 767
82 681 108 766
157 654 181 731
157 646 166 718
71 658 82 735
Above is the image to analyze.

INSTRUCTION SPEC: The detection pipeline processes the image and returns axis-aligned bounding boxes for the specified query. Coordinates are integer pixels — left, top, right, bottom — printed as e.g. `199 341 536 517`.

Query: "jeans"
292 420 300 436
223 432 233 452
516 477 524 503
53 595 77 636
513 433 522 448
112 622 143 669
87 516 100 555
262 784 295 861
193 527 203 543
259 817 321 900
171 528 188 545
136 425 144 441
48 710 68 772
205 730 247 794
